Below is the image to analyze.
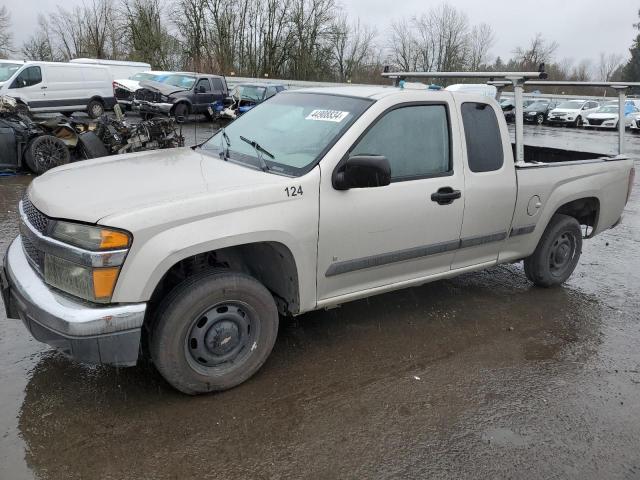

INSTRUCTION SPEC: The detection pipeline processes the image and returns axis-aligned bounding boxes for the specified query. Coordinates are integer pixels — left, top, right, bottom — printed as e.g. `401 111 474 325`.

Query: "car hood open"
27 147 288 224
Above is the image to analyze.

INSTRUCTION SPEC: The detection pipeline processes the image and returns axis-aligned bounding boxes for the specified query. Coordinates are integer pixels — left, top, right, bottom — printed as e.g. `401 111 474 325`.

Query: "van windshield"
200 92 373 176
0 63 22 82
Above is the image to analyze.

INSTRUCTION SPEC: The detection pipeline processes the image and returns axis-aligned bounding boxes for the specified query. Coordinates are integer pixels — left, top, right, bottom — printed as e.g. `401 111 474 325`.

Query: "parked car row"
501 95 640 130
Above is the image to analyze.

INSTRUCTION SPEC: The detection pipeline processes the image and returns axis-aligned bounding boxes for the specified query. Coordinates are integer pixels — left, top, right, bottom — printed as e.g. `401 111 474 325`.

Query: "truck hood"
587 113 618 120
138 80 187 96
27 147 286 224
113 78 141 92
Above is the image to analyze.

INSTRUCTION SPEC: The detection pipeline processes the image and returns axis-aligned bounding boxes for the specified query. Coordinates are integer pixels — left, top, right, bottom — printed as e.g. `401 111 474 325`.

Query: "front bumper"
132 100 173 114
2 237 146 366
547 116 575 124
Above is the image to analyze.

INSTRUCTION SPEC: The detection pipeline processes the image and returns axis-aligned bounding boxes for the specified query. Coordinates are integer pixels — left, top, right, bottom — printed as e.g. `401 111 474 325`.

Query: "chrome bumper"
2 237 146 366
132 100 173 114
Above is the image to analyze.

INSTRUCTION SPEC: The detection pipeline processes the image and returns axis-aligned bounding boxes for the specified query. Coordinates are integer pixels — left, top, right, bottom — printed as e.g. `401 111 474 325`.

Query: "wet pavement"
0 124 639 479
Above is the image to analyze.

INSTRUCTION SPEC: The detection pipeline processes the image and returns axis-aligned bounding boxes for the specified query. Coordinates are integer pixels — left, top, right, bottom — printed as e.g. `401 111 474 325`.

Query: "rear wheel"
24 135 70 174
150 271 279 395
87 99 105 119
524 214 582 287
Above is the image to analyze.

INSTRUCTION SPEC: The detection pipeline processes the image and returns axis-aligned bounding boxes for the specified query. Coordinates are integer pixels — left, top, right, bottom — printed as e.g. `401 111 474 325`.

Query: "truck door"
452 100 517 269
7 66 45 110
317 101 465 301
194 78 214 112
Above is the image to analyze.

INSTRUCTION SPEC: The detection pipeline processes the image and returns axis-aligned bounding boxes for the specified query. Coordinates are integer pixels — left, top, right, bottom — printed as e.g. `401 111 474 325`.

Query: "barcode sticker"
305 110 350 122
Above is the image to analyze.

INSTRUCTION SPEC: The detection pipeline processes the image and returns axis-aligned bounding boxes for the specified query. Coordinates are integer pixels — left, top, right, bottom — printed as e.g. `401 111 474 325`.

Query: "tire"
86 99 105 119
24 135 70 174
574 116 583 128
150 270 279 395
172 103 189 123
77 131 109 159
524 214 583 287
536 114 545 125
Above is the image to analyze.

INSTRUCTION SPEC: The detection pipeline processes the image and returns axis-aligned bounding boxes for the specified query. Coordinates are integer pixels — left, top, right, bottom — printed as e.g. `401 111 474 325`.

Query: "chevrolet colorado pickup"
2 85 635 394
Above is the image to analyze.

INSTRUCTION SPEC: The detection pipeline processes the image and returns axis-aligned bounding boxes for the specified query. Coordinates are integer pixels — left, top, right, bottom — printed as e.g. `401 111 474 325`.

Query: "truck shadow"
16 263 606 479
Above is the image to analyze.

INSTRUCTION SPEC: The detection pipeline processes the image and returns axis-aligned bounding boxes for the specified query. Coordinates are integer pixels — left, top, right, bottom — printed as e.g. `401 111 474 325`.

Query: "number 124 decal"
285 186 303 197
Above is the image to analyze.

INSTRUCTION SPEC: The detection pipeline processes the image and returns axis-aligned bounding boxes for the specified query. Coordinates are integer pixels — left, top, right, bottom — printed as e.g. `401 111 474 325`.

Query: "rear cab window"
460 102 504 173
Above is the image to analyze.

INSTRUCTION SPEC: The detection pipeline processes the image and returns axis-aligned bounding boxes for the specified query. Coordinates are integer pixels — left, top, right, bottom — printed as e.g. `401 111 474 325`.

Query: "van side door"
8 66 45 109
451 100 517 269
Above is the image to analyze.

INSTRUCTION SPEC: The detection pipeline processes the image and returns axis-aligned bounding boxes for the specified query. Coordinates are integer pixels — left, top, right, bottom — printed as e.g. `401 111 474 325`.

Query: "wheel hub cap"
205 320 240 355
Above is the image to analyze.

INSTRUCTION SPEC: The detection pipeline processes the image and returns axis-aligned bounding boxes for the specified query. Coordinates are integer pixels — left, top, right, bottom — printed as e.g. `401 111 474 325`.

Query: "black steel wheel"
524 214 582 287
24 135 70 174
150 270 279 394
172 103 189 123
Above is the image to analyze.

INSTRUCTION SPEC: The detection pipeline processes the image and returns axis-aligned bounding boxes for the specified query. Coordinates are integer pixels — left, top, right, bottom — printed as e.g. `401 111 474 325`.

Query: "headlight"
527 111 537 115
50 221 130 250
160 95 171 102
45 221 131 303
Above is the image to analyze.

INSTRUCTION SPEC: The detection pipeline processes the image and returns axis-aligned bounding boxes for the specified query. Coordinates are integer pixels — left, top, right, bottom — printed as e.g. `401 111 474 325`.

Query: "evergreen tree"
622 9 640 81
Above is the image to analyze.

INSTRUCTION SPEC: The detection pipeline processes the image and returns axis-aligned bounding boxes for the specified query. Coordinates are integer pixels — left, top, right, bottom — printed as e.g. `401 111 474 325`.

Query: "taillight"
627 166 635 205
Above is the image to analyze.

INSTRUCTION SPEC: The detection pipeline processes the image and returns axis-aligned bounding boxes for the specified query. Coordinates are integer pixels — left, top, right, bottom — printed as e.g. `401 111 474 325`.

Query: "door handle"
431 187 461 205
40 86 47 89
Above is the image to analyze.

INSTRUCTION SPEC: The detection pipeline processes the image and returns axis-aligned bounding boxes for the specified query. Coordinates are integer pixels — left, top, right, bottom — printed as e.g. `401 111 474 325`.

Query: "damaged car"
0 96 184 174
211 82 286 121
113 71 173 110
133 73 228 121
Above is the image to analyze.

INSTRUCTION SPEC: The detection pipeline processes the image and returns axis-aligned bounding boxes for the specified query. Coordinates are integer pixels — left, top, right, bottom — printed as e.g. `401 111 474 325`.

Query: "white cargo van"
70 58 151 80
0 60 116 118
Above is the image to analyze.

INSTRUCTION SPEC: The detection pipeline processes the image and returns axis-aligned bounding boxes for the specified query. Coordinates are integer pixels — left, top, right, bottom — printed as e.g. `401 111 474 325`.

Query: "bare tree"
467 23 495 71
388 18 418 71
571 58 593 81
22 15 58 61
0 6 14 58
123 0 180 69
330 15 376 82
512 33 558 70
597 52 624 81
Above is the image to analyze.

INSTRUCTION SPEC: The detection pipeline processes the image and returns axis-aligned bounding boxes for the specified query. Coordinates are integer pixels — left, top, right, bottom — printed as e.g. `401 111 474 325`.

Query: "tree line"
0 0 636 87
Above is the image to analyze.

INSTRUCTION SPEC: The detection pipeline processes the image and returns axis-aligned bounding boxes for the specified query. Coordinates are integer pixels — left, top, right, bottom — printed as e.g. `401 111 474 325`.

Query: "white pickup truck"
2 84 635 394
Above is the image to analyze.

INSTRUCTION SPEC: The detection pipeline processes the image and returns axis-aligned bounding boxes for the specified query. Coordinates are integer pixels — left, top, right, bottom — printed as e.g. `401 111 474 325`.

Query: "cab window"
350 104 451 182
10 66 42 89
196 79 211 92
211 78 224 92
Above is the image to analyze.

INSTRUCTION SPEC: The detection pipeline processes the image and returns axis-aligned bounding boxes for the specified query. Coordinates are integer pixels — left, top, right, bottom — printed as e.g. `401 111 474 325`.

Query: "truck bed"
512 143 610 164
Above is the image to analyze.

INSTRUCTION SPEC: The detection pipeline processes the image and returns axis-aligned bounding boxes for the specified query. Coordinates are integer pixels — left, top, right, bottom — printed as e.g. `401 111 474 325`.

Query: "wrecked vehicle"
0 96 184 174
133 73 228 121
113 71 173 110
212 83 286 121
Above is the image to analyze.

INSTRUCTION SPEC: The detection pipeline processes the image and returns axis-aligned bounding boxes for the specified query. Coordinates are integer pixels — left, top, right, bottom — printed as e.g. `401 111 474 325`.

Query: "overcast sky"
3 0 638 64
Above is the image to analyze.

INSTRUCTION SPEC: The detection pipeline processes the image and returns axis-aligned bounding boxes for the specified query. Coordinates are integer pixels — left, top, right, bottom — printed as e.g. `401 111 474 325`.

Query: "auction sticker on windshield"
306 110 350 122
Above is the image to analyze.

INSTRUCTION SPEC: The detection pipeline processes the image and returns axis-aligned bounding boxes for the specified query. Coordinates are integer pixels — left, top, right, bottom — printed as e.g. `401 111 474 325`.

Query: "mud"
0 124 638 479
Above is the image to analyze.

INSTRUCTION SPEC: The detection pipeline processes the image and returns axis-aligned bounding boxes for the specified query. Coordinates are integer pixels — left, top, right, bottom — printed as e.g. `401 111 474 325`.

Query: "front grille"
21 233 44 273
587 119 605 126
21 197 49 234
134 88 161 103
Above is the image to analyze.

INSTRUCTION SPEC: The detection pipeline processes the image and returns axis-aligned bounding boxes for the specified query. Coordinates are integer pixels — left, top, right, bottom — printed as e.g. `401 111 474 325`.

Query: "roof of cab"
290 85 405 100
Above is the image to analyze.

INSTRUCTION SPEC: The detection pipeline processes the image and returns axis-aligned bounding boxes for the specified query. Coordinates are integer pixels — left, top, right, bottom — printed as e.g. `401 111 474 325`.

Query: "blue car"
211 83 286 120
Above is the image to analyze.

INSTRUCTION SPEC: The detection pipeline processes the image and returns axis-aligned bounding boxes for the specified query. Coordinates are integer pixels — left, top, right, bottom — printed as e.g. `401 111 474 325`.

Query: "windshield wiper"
239 135 274 172
219 127 231 160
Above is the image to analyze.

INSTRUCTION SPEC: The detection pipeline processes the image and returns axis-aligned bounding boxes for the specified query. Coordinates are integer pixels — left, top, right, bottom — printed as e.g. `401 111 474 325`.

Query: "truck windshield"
238 85 267 101
162 75 196 89
130 72 159 81
200 92 373 176
0 63 22 82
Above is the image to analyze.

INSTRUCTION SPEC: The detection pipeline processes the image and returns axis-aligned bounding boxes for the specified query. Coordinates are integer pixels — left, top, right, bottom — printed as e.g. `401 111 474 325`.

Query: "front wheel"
536 114 545 125
150 271 279 395
574 116 583 128
524 214 582 287
24 135 70 174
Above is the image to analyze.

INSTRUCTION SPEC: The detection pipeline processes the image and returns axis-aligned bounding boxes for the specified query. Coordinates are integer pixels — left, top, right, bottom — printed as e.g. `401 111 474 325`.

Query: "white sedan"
584 105 638 129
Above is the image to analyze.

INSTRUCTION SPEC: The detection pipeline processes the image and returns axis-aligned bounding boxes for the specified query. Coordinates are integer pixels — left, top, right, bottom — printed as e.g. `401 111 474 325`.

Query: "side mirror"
333 155 391 190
